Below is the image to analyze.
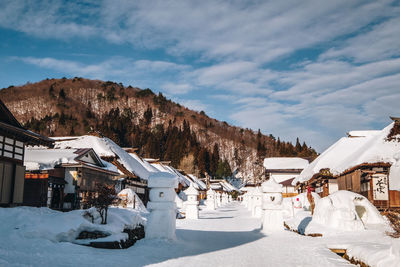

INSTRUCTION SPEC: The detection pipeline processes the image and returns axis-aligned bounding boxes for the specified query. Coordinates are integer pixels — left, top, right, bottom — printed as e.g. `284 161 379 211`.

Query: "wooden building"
0 99 53 207
53 136 152 205
24 148 119 209
294 119 400 210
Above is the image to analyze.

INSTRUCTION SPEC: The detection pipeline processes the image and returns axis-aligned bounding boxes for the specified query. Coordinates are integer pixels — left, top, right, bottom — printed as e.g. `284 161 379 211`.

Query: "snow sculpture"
216 192 222 207
184 183 199 219
146 172 178 239
222 193 229 205
308 191 387 233
243 193 248 207
252 187 263 218
248 188 255 212
229 195 232 202
261 178 284 232
206 189 216 210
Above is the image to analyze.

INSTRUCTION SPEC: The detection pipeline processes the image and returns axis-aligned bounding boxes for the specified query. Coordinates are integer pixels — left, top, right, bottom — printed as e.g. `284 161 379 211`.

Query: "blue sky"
1 0 400 152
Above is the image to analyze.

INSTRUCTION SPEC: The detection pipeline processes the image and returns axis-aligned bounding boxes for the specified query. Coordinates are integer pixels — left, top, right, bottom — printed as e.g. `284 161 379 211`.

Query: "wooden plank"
337 176 346 190
389 190 400 208
352 170 361 193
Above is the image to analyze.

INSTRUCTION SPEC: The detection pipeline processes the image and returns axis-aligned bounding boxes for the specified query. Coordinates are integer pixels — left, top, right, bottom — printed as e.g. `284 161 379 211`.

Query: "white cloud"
162 83 194 95
174 99 207 113
321 16 400 63
2 0 397 63
4 0 400 151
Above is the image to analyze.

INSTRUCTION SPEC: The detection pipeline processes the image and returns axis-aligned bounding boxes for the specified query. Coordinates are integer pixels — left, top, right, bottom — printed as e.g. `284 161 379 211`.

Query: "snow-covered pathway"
1 202 365 267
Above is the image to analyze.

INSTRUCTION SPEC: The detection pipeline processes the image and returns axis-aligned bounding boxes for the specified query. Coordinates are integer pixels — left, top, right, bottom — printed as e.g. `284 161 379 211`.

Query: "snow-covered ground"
0 203 397 267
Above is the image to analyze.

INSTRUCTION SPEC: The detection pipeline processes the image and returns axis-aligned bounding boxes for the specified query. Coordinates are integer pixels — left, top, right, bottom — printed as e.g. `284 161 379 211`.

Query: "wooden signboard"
372 174 389 201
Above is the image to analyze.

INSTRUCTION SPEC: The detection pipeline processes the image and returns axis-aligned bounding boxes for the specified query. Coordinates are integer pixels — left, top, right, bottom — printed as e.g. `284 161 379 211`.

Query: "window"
0 136 24 160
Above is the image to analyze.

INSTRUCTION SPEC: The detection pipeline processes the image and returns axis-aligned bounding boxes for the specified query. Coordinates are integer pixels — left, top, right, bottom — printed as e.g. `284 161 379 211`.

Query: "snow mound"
117 188 148 212
306 191 388 235
0 206 146 244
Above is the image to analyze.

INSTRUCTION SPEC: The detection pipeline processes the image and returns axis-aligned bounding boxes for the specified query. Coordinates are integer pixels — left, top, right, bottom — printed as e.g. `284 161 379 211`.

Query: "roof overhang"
0 121 54 147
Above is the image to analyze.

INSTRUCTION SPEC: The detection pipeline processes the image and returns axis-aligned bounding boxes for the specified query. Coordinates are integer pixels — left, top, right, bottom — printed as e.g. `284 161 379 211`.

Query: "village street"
4 201 392 267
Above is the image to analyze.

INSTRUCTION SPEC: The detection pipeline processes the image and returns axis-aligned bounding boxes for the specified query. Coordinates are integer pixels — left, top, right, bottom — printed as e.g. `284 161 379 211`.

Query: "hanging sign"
372 174 389 201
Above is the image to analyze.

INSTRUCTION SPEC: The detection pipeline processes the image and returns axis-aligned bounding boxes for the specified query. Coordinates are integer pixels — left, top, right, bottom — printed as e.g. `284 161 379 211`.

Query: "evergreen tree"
59 88 66 99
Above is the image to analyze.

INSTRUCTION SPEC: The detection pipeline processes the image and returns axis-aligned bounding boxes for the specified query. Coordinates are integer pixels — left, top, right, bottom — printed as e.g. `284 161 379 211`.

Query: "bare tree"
84 183 116 224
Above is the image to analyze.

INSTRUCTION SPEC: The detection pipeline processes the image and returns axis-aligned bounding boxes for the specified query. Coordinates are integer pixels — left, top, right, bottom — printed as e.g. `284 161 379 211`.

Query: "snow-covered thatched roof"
150 162 191 187
53 135 158 180
293 122 400 190
187 174 207 190
263 157 309 170
24 147 118 173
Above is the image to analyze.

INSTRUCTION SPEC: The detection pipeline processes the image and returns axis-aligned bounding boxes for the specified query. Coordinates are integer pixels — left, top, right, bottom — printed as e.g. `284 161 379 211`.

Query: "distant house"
52 135 156 204
24 148 119 209
0 99 53 207
293 118 400 210
263 157 309 197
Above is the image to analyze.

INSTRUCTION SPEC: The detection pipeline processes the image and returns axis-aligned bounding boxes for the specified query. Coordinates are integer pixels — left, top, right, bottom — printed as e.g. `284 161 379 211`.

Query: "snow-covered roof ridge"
263 157 309 170
293 122 400 189
346 130 381 137
188 174 207 190
24 147 119 173
53 135 158 180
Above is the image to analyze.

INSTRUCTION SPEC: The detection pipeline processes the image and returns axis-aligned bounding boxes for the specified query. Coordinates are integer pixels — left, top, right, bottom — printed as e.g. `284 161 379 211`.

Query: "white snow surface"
54 135 156 180
264 157 309 170
1 202 398 267
294 122 400 190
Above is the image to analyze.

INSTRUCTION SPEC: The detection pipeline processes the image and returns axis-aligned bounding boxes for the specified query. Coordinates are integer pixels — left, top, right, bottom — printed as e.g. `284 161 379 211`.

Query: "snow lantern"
222 192 229 205
146 172 178 239
252 187 263 218
216 191 222 207
262 178 283 207
247 188 254 211
261 178 284 232
184 183 199 219
229 195 233 202
242 193 248 207
206 189 216 210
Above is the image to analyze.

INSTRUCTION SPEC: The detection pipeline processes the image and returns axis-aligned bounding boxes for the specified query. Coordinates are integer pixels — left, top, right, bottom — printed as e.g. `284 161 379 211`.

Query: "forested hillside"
0 78 317 182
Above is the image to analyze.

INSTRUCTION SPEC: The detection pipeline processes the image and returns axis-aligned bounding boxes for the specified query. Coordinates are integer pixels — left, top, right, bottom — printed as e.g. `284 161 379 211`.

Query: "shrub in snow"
83 183 116 224
307 191 387 234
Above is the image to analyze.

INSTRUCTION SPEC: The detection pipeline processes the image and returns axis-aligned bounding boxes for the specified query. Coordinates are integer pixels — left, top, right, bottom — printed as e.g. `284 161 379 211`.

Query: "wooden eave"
337 162 391 176
298 162 392 187
111 158 137 179
0 121 54 147
60 162 120 176
265 169 303 174
0 98 22 127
